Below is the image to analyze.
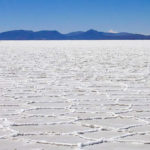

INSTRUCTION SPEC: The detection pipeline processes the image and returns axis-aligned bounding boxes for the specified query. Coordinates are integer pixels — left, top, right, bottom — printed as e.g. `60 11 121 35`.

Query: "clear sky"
0 0 150 34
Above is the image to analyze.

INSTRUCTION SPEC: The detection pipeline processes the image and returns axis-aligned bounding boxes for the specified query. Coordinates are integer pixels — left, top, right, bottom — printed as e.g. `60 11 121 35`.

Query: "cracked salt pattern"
0 41 150 150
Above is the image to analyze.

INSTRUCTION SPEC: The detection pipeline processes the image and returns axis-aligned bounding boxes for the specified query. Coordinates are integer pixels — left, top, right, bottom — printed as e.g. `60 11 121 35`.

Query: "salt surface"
0 40 150 150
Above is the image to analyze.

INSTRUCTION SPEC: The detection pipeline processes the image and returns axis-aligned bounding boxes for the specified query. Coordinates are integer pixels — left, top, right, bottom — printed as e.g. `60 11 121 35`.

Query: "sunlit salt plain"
0 41 150 150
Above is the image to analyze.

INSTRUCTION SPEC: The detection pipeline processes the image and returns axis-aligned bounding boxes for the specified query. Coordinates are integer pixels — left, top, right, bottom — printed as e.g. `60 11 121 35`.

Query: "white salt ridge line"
12 131 70 137
12 131 79 137
74 133 98 142
12 133 39 137
105 103 150 107
11 120 75 127
115 108 133 114
113 116 150 130
127 104 133 110
26 101 36 104
71 110 108 115
35 140 77 147
92 132 150 145
77 139 107 148
116 139 150 145
21 113 78 121
76 122 102 129
16 109 26 114
123 83 128 91
112 133 138 140
76 122 116 132
136 110 150 113
118 124 145 131
21 109 76 117
106 93 111 99
2 113 20 117
115 98 120 103
135 117 150 124
104 104 133 111
76 128 120 143
12 128 100 138
75 129 99 135
16 114 77 122
23 114 57 118
0 104 20 107
76 117 102 121
103 115 134 120
15 106 63 114
113 131 150 141
26 100 67 104
22 107 66 113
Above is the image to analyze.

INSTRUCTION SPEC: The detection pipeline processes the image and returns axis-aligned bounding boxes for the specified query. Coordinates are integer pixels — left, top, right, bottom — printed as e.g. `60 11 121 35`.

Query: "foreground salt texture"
0 41 150 150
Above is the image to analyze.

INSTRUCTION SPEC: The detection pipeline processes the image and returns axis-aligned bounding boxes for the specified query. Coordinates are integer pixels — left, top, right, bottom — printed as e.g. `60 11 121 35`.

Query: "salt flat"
0 40 150 150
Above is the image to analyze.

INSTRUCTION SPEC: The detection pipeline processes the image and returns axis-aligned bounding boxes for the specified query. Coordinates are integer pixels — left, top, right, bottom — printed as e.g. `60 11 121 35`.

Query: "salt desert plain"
0 41 150 150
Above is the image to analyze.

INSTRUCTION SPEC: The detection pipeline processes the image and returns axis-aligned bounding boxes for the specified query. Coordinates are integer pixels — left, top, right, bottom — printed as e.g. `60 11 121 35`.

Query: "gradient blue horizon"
0 0 150 34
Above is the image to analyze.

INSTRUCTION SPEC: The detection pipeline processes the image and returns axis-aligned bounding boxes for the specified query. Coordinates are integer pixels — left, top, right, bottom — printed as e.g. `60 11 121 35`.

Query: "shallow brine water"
0 41 150 150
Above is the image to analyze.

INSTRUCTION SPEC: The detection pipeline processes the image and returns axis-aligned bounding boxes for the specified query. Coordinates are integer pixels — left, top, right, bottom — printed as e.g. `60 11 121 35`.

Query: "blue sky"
0 0 150 34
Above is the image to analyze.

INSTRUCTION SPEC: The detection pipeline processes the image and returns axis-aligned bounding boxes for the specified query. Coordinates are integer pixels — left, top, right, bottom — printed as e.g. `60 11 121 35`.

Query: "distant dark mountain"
33 30 66 40
0 30 65 40
65 31 84 37
0 29 150 40
0 30 34 40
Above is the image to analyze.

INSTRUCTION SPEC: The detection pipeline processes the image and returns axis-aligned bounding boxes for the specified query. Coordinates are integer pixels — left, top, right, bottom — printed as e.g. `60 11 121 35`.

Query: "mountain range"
0 29 150 40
